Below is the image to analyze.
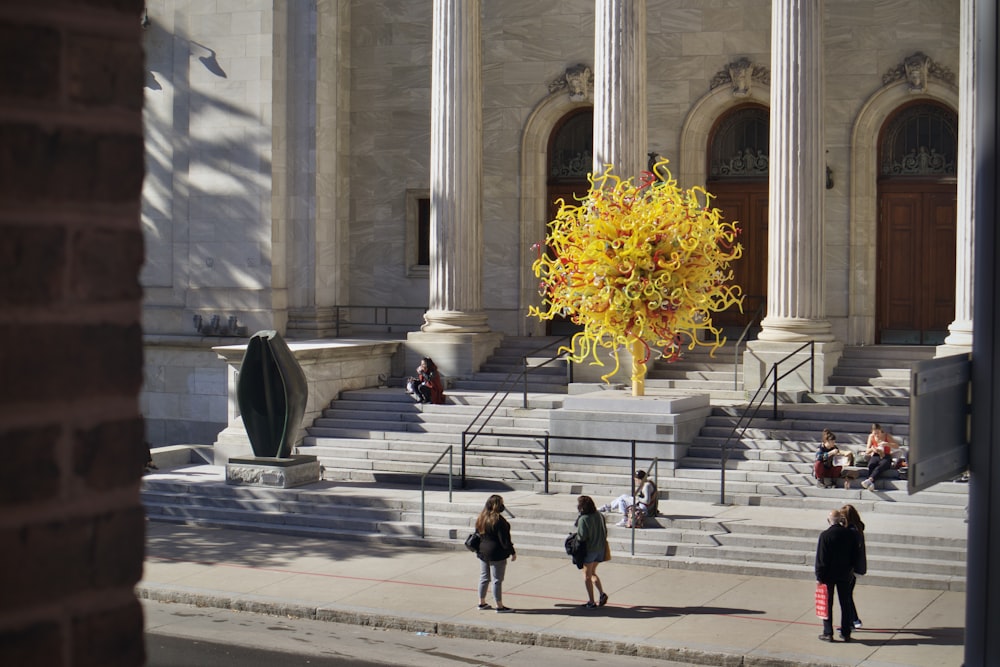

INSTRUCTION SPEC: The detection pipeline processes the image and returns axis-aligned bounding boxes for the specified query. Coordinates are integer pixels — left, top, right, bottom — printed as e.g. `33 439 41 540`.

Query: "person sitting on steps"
814 429 845 489
860 423 898 491
600 470 658 527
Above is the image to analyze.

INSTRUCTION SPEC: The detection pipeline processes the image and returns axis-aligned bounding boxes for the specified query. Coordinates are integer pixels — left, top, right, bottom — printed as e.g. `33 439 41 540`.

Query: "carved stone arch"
678 84 770 189
518 92 591 335
848 80 959 344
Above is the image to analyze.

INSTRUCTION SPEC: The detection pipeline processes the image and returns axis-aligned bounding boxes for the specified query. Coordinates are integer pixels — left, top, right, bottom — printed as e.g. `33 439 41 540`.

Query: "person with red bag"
815 508 861 642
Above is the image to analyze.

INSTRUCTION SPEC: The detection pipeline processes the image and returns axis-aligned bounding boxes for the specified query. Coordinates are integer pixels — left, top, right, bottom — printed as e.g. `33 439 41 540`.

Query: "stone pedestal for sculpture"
226 455 321 488
226 330 320 487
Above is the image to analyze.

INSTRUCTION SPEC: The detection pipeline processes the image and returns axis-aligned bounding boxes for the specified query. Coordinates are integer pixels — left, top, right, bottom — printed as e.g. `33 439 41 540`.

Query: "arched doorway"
876 102 957 344
544 108 593 335
706 104 769 331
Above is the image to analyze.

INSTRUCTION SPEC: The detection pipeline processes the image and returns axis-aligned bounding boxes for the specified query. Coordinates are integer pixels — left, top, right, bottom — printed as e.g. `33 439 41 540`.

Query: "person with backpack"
600 470 657 527
574 495 609 608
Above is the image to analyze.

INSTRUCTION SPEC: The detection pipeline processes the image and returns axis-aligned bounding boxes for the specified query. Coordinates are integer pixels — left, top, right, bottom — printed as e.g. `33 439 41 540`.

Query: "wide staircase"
142 339 968 591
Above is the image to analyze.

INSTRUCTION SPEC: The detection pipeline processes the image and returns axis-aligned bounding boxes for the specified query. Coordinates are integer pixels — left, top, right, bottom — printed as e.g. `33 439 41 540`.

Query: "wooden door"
543 182 590 335
708 182 768 329
877 182 957 344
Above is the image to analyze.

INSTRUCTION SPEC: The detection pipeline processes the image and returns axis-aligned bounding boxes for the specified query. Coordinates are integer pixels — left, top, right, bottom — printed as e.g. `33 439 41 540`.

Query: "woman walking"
841 504 867 629
475 495 516 612
575 495 609 608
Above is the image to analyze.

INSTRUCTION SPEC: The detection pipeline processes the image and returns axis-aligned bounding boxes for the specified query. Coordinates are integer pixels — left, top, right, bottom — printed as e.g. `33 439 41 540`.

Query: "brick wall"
0 1 147 666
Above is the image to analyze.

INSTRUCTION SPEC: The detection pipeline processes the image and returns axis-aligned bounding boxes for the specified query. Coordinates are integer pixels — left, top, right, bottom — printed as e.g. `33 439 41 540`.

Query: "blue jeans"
479 559 508 601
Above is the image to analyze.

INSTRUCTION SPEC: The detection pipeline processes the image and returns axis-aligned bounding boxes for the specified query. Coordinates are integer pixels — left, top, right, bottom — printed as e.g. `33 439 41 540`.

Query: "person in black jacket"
815 508 860 642
475 495 516 613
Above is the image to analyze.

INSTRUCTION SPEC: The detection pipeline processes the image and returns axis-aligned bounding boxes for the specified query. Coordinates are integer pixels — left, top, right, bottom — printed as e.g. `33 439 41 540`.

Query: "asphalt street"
143 600 706 667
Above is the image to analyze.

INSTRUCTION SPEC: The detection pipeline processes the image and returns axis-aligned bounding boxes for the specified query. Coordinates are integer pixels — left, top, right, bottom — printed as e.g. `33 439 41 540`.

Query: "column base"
744 340 844 394
421 309 491 334
941 319 973 352
757 316 836 343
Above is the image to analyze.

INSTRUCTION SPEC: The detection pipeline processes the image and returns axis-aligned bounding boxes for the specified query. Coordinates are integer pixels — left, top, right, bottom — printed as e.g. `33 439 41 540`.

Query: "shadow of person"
510 604 765 619
839 626 964 648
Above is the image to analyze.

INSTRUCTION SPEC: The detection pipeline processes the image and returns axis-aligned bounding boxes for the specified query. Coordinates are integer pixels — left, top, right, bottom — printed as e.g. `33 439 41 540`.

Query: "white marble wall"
142 340 231 444
141 0 279 337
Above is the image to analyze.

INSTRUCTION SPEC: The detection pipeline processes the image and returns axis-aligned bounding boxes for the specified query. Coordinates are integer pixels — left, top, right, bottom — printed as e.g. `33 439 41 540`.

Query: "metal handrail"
718 340 815 504
460 430 667 555
461 336 571 460
733 297 767 390
420 445 453 538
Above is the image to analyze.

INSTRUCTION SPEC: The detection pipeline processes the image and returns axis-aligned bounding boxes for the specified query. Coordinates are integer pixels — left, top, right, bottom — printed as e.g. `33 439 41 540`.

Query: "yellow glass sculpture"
530 159 744 395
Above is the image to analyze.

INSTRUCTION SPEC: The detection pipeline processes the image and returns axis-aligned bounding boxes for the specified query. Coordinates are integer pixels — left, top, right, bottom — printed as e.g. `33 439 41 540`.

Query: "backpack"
626 505 647 529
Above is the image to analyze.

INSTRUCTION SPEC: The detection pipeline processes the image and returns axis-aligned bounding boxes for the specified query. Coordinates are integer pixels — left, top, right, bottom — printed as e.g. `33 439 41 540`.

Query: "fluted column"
757 0 834 342
592 0 647 181
422 0 489 333
941 0 975 353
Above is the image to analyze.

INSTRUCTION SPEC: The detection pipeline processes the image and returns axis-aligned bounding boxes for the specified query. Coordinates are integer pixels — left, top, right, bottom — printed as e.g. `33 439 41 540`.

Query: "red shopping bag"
815 582 829 618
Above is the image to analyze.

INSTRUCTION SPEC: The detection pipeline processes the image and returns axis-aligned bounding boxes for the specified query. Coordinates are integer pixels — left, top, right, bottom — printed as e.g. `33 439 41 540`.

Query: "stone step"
140 478 964 591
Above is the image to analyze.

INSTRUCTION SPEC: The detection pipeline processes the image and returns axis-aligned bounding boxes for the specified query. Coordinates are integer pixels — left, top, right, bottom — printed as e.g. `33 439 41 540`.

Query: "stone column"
746 0 840 391
940 0 975 356
758 0 832 343
589 0 650 391
409 0 500 377
421 0 489 335
592 0 647 181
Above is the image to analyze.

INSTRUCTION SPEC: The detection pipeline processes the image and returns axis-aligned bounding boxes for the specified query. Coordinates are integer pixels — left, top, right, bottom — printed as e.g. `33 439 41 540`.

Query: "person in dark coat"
475 494 516 612
411 357 445 404
815 508 860 642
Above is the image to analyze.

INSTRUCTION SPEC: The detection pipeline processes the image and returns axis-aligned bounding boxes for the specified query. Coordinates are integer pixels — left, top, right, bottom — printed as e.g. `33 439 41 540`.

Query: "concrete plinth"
405 331 503 380
226 455 321 488
743 340 844 393
548 391 711 470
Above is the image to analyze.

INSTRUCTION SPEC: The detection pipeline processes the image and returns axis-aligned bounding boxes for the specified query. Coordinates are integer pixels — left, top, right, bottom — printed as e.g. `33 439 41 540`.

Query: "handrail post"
630 440 637 556
772 364 779 420
720 431 727 504
461 431 467 489
523 356 528 408
810 341 816 392
543 435 550 494
448 447 453 502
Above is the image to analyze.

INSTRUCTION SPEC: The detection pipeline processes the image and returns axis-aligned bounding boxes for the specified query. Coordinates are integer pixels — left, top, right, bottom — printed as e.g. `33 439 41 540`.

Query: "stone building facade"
140 1 966 444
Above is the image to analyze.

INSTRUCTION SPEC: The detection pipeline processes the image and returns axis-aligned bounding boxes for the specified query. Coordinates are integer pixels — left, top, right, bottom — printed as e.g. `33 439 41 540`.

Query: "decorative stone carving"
881 51 956 91
549 64 594 101
713 147 769 177
709 57 770 96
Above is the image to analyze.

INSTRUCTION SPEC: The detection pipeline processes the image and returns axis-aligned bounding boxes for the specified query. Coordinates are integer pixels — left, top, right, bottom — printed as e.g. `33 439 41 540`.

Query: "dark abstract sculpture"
236 330 308 458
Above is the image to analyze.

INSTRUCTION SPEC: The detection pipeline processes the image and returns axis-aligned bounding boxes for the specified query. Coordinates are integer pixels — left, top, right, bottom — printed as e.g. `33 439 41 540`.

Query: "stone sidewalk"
138 484 966 667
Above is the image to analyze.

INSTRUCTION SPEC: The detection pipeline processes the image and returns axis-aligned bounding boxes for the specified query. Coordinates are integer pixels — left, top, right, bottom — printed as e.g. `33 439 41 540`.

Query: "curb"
136 584 840 667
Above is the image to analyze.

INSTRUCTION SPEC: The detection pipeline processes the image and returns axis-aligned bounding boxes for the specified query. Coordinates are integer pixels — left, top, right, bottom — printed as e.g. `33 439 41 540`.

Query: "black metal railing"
459 430 667 554
718 340 815 504
732 297 767 390
420 445 453 538
462 336 572 449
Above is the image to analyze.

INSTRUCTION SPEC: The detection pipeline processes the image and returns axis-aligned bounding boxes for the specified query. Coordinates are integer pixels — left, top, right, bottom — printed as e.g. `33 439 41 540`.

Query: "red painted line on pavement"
146 553 835 628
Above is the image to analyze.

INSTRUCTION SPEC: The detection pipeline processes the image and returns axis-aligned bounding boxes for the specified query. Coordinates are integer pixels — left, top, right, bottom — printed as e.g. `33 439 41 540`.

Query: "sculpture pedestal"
225 455 321 488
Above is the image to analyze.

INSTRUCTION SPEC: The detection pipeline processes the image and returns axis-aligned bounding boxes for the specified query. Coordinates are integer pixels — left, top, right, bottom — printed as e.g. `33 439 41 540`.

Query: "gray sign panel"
908 353 971 494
